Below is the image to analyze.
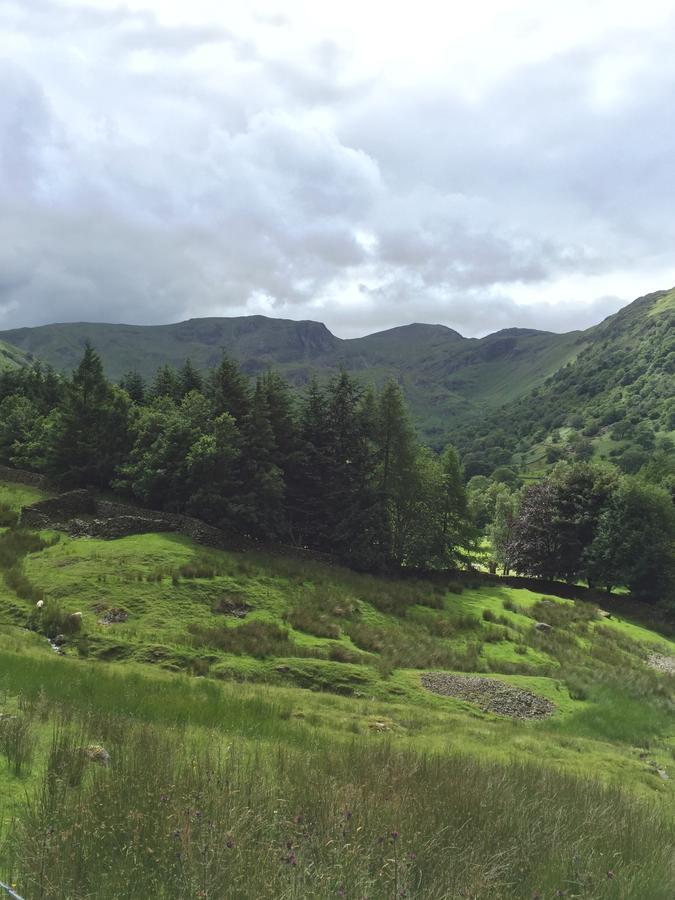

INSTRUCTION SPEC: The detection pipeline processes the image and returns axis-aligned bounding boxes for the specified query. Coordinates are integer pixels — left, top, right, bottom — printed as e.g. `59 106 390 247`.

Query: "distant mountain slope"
0 314 586 442
0 288 671 451
0 339 29 372
456 288 675 473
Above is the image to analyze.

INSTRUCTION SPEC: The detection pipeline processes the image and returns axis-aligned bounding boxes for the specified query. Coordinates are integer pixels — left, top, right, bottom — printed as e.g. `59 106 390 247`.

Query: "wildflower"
408 852 417 861
390 830 400 842
344 810 353 820
338 884 346 897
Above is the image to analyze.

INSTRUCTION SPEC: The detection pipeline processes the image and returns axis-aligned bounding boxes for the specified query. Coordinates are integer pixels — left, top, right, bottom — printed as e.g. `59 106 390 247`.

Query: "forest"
0 345 673 603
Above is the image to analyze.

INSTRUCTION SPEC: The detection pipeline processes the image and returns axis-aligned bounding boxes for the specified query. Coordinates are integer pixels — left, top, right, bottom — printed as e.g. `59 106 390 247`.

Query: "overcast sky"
2 0 675 337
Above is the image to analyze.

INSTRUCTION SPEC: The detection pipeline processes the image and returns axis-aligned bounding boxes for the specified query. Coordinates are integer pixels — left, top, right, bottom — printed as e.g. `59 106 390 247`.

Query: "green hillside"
0 339 28 372
455 288 675 476
0 479 674 897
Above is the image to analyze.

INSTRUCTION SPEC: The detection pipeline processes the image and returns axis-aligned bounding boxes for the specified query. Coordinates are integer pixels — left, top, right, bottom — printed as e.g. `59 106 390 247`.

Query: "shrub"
0 503 19 527
284 607 341 639
0 714 34 776
328 643 364 664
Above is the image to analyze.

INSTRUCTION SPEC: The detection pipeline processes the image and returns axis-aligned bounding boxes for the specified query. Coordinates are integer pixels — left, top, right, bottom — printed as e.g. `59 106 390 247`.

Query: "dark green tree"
585 478 675 600
49 343 131 488
209 355 251 425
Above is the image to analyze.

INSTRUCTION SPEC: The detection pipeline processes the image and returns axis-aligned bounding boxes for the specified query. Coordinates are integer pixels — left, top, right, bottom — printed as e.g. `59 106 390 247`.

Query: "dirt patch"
420 673 555 719
646 653 675 675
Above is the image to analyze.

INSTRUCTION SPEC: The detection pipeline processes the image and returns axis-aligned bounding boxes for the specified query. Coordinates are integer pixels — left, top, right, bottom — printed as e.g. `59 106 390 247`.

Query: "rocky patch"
646 652 675 675
420 673 556 719
98 607 129 625
213 595 251 618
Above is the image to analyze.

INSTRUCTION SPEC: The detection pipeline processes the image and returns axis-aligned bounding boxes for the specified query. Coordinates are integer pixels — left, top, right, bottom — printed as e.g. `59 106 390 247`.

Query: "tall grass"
0 650 296 740
4 707 674 899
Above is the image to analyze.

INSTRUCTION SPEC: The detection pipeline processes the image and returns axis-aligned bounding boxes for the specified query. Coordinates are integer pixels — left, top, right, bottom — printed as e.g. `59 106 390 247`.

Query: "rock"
534 622 553 632
646 652 675 675
68 612 83 628
596 608 612 618
53 634 66 646
80 744 111 767
275 665 290 673
420 673 556 720
98 607 129 625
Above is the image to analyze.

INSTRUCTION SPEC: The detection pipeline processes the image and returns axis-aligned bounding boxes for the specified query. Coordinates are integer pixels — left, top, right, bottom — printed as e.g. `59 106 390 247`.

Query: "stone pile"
420 673 556 719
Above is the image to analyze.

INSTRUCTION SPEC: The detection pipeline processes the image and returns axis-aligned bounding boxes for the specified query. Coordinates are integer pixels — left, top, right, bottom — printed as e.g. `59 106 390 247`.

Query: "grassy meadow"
0 480 674 898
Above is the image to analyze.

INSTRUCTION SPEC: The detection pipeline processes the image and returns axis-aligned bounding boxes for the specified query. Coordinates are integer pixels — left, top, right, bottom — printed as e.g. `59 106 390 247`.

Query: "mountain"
0 314 585 443
455 287 675 475
0 287 672 454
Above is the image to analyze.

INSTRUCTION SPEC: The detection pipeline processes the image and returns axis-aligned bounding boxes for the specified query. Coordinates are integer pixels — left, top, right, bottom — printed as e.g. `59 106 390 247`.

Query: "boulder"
534 622 553 632
80 744 111 767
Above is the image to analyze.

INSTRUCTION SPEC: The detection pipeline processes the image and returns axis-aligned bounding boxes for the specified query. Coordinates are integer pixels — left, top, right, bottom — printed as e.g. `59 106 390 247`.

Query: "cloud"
1 0 674 337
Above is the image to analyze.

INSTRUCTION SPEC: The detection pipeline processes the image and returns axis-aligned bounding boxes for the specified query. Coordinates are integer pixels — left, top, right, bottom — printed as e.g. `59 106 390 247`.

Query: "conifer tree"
209 355 251 425
151 364 181 402
120 370 146 404
49 343 131 488
179 359 203 397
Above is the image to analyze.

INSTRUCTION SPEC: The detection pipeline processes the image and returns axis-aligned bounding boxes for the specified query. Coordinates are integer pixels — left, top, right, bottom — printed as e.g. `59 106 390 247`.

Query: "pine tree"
293 378 332 547
120 371 146 404
438 445 474 564
375 380 418 565
151 365 181 402
209 355 251 425
324 371 379 567
49 343 131 488
179 359 203 397
236 380 285 539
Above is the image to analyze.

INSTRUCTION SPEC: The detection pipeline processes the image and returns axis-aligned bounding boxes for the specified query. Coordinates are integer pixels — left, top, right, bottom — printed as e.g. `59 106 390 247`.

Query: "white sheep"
36 599 44 609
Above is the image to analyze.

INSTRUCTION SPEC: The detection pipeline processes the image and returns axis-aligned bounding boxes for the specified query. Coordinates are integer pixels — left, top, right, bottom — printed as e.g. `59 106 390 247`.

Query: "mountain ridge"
0 287 672 450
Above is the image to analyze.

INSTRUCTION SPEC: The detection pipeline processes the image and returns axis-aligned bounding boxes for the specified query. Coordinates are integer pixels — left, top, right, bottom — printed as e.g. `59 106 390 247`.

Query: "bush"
284 607 341 639
0 714 34 776
0 502 19 527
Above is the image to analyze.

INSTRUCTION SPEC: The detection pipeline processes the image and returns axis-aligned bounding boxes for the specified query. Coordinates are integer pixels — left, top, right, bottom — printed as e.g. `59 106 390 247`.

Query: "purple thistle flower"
390 830 400 842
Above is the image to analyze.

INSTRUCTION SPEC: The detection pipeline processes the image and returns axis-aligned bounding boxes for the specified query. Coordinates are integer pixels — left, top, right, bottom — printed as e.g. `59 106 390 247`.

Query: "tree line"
0 348 473 571
0 347 672 602
468 463 674 603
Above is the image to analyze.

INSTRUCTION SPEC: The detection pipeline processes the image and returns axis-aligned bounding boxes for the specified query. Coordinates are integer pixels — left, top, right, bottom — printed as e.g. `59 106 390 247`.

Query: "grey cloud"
0 0 674 338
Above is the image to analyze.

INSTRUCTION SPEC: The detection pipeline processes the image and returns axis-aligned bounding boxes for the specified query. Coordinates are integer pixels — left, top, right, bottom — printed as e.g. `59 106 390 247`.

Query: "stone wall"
18 488 246 550
0 464 52 489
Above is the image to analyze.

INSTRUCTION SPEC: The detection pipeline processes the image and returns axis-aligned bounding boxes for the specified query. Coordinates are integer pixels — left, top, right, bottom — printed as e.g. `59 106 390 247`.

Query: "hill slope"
0 477 674 896
456 287 675 474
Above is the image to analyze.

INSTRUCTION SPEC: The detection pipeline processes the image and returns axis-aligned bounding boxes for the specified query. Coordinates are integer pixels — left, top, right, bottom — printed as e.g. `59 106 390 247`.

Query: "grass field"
0 480 674 898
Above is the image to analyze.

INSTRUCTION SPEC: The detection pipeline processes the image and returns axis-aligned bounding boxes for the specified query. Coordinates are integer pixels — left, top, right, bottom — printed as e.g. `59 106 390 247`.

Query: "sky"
1 0 675 338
